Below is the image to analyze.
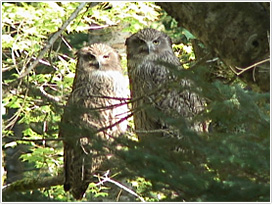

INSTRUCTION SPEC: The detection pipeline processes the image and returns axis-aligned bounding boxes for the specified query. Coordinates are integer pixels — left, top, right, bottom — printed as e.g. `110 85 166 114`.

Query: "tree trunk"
157 2 270 92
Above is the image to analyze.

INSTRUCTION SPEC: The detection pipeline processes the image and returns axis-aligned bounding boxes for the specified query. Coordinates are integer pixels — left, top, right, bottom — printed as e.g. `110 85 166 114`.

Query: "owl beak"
147 42 155 53
93 58 102 69
93 60 100 69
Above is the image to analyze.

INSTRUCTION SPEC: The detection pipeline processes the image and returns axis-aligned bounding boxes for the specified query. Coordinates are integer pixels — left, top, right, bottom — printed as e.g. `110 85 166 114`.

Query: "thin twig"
136 129 172 134
17 2 88 79
23 50 59 71
86 95 131 101
11 46 20 74
61 35 73 51
68 100 129 113
96 112 134 133
4 89 29 130
95 172 145 202
229 58 270 76
40 83 61 102
5 112 21 130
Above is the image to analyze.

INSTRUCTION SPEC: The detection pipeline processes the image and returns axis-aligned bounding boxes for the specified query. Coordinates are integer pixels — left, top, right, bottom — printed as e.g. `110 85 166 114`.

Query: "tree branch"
229 58 270 76
95 171 145 202
2 174 64 194
3 136 64 143
39 83 61 103
17 2 88 79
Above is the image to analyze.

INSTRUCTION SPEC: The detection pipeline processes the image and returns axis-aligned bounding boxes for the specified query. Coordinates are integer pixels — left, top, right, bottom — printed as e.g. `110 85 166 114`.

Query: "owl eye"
84 54 95 61
153 40 159 45
135 38 145 45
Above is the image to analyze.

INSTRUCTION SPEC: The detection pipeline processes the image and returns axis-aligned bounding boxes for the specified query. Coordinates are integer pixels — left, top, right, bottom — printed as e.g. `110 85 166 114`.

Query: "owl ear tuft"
125 36 131 46
75 47 85 59
166 35 173 47
125 33 138 46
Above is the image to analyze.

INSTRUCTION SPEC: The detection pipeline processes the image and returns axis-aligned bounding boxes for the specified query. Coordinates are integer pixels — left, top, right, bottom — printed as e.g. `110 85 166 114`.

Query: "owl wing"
59 93 99 200
155 78 206 132
60 71 129 200
60 79 110 198
129 52 206 140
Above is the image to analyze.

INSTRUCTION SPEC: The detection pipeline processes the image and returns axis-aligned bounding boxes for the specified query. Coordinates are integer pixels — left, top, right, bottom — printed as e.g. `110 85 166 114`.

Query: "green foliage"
117 65 269 202
2 2 269 202
1 2 160 202
20 146 62 172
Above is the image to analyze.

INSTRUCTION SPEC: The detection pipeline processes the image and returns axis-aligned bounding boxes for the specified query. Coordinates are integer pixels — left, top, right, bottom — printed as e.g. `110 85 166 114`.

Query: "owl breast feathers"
126 28 206 139
60 43 128 199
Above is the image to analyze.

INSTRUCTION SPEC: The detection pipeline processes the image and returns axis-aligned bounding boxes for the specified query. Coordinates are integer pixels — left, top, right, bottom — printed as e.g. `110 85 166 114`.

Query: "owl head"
125 28 174 58
76 43 122 72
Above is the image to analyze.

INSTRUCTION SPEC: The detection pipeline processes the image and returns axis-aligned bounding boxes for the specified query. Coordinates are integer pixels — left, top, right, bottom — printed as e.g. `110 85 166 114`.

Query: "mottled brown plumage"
59 43 128 199
126 28 206 141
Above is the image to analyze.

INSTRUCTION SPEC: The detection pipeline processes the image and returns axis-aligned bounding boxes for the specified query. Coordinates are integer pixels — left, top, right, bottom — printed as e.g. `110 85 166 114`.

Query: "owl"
59 43 129 200
125 28 206 142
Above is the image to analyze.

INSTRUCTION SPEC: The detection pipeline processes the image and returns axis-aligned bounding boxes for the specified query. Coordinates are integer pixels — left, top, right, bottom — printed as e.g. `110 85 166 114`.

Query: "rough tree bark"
157 2 270 92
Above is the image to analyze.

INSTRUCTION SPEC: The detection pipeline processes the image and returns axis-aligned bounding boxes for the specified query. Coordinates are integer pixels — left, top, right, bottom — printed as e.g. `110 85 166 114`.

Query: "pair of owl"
60 28 206 199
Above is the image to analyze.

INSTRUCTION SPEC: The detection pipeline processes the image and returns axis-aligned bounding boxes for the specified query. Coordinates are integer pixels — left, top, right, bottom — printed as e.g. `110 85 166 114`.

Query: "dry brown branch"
229 58 270 76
